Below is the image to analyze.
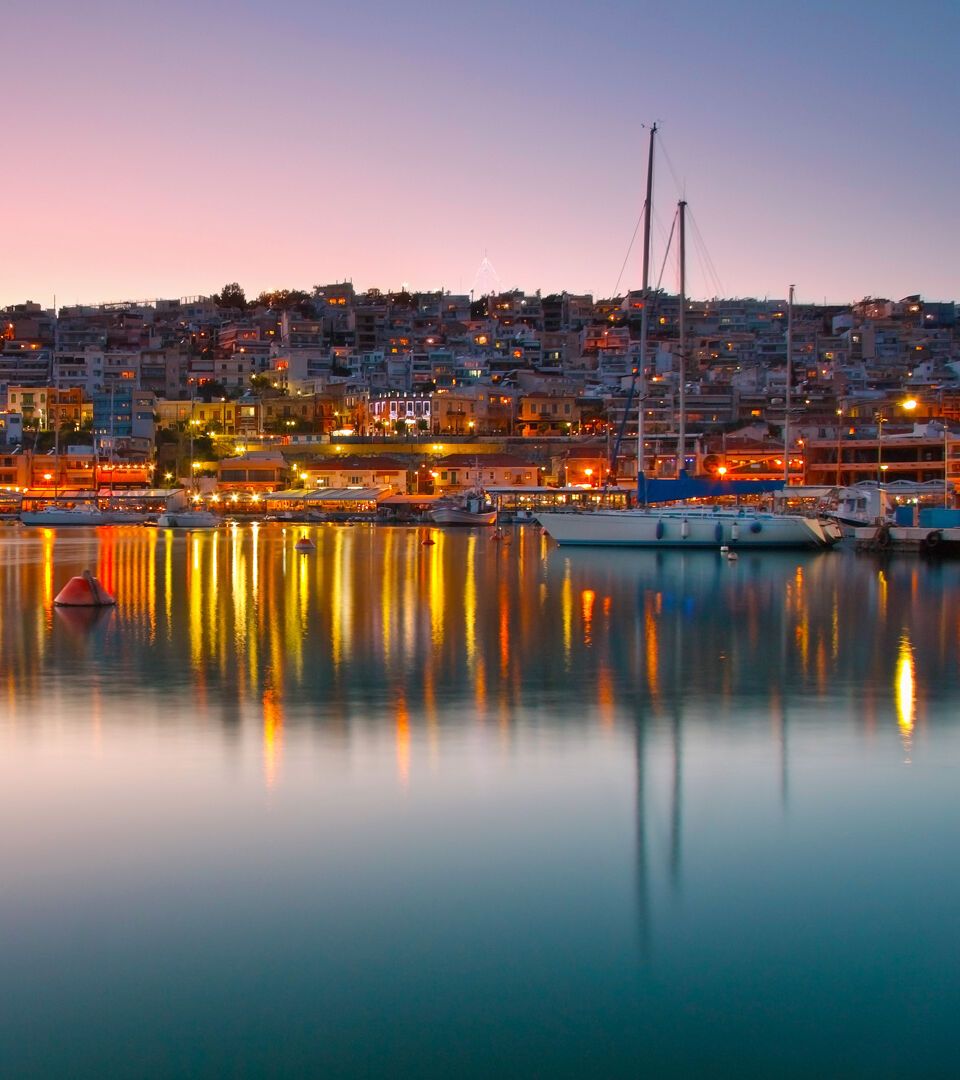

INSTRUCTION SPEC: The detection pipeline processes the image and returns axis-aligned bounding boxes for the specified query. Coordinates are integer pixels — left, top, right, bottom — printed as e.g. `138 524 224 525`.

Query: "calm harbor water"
2 523 959 1077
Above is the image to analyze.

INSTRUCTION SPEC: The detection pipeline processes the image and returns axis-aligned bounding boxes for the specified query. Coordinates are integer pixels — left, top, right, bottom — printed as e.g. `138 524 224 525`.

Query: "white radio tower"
471 252 502 298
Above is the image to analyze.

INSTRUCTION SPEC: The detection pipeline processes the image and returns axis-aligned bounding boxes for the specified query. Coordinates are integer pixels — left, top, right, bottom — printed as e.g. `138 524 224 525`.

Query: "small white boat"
157 510 219 529
21 505 109 526
430 492 498 527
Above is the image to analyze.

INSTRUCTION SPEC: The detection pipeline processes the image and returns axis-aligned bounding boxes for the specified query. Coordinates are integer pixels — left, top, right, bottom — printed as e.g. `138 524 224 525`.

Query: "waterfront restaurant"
488 485 631 520
298 455 408 493
217 451 288 493
262 486 392 520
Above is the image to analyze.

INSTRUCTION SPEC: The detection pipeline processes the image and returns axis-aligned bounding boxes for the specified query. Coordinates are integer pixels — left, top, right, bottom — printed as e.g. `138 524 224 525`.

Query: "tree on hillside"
215 282 247 310
254 288 313 315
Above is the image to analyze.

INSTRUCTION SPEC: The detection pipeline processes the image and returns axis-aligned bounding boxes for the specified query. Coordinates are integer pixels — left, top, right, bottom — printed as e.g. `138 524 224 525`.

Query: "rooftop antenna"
472 252 502 297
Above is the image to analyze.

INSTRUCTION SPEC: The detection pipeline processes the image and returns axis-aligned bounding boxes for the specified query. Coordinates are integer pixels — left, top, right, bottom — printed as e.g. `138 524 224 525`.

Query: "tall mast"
636 122 657 502
783 284 795 484
677 199 687 477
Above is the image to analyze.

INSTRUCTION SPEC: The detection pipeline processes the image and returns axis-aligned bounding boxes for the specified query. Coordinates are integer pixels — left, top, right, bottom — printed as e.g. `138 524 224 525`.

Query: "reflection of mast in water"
633 711 649 951
669 703 683 892
668 556 687 893
777 572 790 809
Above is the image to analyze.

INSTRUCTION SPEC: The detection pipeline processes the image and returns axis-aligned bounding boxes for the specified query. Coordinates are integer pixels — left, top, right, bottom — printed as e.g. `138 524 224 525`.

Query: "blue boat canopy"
638 476 785 505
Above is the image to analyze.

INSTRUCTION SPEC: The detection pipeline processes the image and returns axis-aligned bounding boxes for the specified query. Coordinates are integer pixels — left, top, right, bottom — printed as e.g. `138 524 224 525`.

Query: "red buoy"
54 570 116 608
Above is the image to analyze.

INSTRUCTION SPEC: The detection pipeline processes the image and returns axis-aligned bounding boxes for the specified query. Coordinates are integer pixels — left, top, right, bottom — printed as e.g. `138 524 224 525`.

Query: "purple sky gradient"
3 0 957 307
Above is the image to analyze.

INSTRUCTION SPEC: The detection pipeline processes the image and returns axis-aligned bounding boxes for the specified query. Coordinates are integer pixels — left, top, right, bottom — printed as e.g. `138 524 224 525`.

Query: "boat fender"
924 530 943 552
680 520 690 539
730 522 740 541
720 544 729 553
714 523 723 543
750 521 762 534
875 525 891 550
656 520 665 540
726 550 739 561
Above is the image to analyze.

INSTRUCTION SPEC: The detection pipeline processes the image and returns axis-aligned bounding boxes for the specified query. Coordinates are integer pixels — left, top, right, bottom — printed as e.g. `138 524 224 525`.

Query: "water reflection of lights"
895 635 915 760
262 686 284 788
582 589 595 647
395 694 410 787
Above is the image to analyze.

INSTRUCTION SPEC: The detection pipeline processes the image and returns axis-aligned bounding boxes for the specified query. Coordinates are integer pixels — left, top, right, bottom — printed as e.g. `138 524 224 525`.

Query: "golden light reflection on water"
561 561 572 665
429 529 445 648
395 693 410 787
262 685 284 788
895 635 915 760
582 589 595 647
464 532 476 669
4 526 960 785
644 594 660 703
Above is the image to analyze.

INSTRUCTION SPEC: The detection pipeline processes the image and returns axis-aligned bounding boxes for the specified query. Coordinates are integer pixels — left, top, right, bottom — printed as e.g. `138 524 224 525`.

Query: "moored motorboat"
429 492 497 527
157 510 219 529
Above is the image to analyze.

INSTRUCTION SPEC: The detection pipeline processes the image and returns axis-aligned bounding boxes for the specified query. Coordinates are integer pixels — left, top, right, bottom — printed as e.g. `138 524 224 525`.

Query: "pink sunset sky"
3 0 957 308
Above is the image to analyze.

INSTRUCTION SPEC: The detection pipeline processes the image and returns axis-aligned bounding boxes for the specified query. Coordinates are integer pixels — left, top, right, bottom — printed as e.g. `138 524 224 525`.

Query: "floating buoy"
720 544 729 553
294 538 315 553
421 535 436 546
726 551 739 561
54 569 116 608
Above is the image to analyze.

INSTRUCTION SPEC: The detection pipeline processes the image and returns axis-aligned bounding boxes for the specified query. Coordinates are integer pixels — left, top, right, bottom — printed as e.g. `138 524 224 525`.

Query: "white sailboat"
536 127 840 552
21 504 110 527
20 424 111 526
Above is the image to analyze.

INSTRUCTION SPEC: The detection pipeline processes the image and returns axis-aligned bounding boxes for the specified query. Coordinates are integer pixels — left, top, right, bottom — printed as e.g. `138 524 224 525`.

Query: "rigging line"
612 209 644 298
655 211 678 295
650 207 673 282
691 238 713 300
657 133 686 201
688 222 720 299
687 217 719 299
687 206 725 297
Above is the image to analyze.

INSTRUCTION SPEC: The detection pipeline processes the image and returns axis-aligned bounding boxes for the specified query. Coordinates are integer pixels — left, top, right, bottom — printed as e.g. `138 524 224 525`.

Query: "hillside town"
2 283 959 513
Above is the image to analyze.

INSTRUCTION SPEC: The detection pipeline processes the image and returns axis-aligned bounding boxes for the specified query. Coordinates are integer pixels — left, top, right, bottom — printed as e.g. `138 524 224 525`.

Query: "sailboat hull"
537 508 840 549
